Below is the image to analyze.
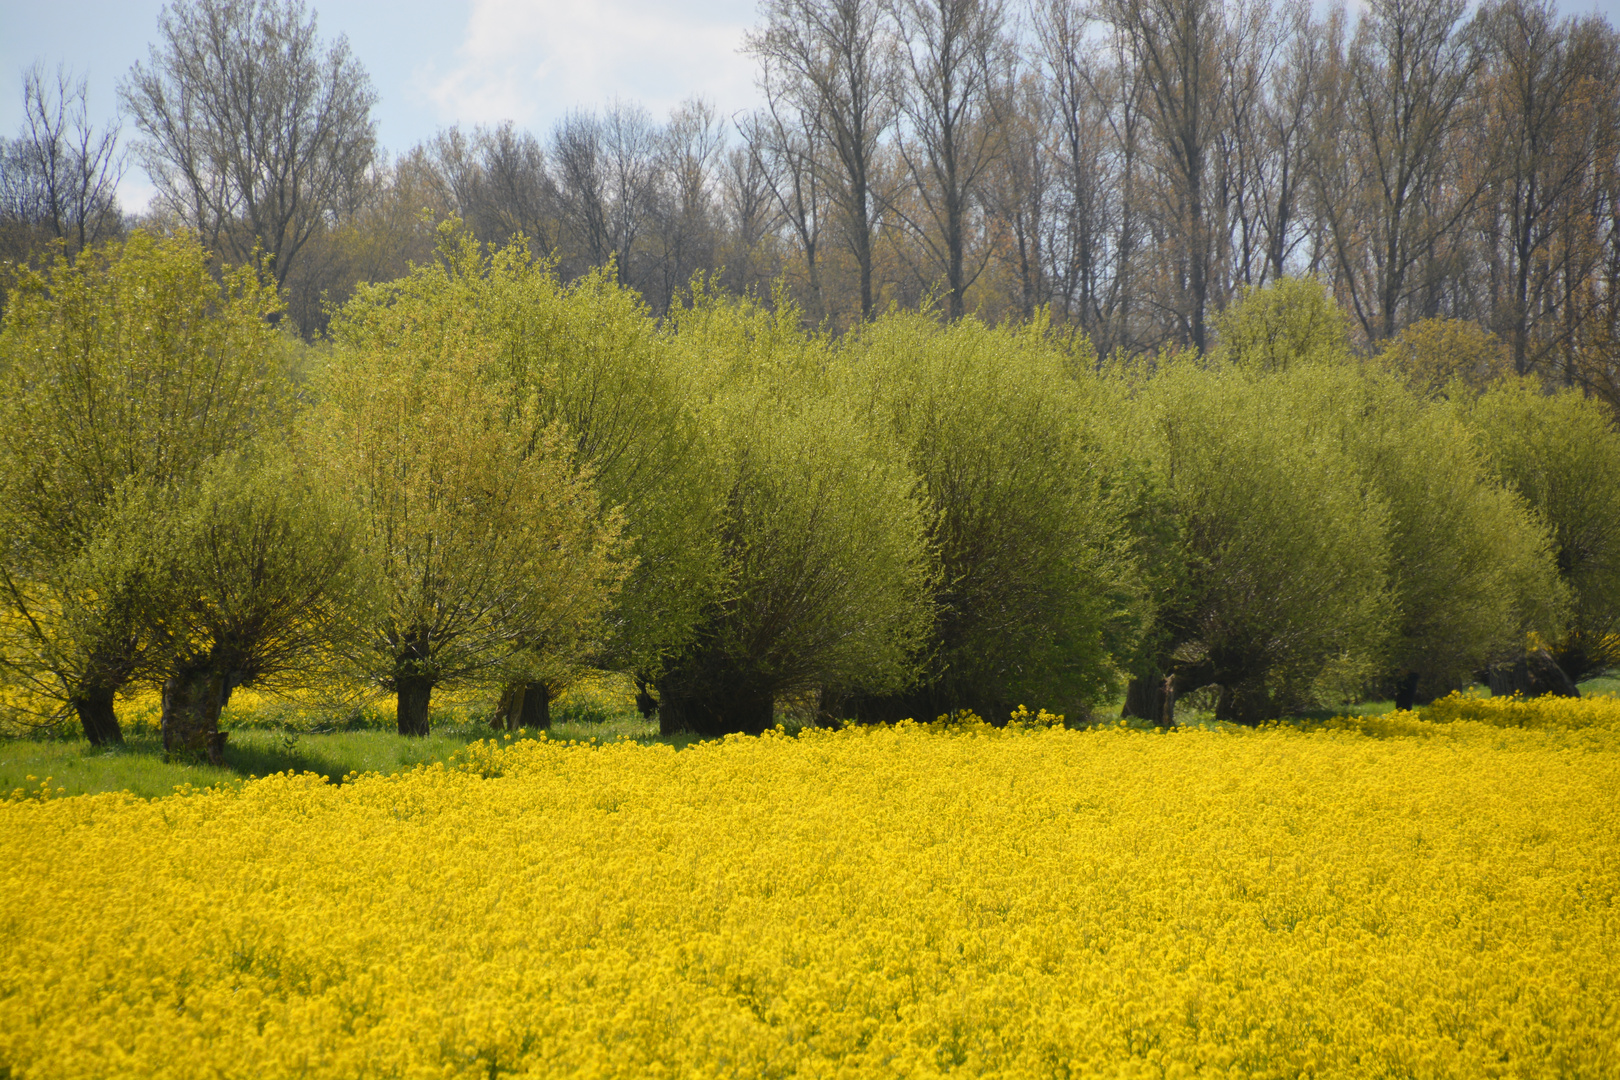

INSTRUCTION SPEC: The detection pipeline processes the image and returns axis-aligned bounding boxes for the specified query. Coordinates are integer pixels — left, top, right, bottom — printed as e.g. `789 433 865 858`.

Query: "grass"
6 670 1615 800
0 717 700 800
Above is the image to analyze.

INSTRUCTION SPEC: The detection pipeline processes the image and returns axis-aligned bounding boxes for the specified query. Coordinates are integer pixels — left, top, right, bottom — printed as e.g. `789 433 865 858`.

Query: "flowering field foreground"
3 707 1619 1079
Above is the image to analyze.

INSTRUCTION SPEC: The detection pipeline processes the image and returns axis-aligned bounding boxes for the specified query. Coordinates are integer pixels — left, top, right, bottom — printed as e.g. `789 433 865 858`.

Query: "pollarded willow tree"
1464 380 1620 680
653 291 936 736
0 231 288 744
835 311 1139 722
1202 277 1566 711
114 450 373 761
1119 359 1395 723
312 279 627 736
331 224 723 727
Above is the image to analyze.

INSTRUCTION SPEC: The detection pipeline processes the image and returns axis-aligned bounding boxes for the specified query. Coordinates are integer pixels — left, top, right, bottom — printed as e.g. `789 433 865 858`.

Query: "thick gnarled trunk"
496 681 551 730
71 687 124 746
656 684 774 738
161 667 228 764
1121 674 1177 727
1487 649 1580 700
397 676 433 737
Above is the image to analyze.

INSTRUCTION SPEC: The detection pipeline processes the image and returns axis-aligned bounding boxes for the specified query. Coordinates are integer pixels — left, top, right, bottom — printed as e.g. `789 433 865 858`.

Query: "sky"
2 0 1618 213
0 0 763 211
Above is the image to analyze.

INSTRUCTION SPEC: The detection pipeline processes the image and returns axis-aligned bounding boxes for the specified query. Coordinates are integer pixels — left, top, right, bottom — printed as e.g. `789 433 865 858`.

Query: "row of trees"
2 228 1617 754
3 0 1620 418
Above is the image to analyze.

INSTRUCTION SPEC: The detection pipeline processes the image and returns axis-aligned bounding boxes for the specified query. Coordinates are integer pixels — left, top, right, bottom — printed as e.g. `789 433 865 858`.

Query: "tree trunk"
656 684 774 738
71 687 123 746
161 667 228 765
1122 675 1177 727
634 679 658 720
498 681 551 730
1214 683 1272 726
1393 671 1421 712
1487 648 1580 700
397 676 433 737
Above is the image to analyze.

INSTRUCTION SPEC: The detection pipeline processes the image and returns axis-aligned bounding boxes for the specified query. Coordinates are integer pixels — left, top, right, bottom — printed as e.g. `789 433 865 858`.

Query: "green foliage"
654 294 936 735
1124 362 1395 721
310 285 628 733
1325 372 1566 697
114 450 373 690
331 225 722 681
0 232 289 739
835 312 1136 719
1463 381 1620 678
1211 277 1354 372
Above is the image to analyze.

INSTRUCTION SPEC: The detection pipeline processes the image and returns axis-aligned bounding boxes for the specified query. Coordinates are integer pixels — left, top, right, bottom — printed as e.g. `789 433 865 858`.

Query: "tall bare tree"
749 0 897 319
551 110 613 275
740 92 832 319
652 98 726 308
1309 0 1485 342
1476 0 1619 375
1108 0 1231 352
0 65 124 259
888 0 1012 318
121 0 377 289
982 67 1054 319
718 132 783 298
1036 0 1148 352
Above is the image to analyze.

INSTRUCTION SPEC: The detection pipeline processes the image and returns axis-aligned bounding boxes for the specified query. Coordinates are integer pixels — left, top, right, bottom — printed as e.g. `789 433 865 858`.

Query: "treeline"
2 228 1617 757
3 0 1620 417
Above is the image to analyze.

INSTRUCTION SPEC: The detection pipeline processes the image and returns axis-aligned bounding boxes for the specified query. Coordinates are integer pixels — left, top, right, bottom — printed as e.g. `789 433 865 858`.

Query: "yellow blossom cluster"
1421 689 1620 730
3 708 1618 1078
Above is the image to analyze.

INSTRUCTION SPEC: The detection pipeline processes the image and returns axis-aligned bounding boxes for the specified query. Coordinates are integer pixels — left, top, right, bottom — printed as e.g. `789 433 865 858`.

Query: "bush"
833 312 1137 721
654 296 935 736
1463 381 1620 679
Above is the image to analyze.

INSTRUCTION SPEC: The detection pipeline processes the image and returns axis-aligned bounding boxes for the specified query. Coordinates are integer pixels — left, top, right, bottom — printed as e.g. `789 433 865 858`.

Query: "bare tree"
1475 0 1618 376
121 0 377 288
1037 0 1149 352
1108 0 1231 353
749 0 898 319
551 110 613 274
1211 0 1291 294
0 65 124 257
718 132 782 297
981 67 1054 319
1254 3 1327 281
739 91 832 318
479 122 558 254
887 0 1012 318
1309 0 1485 343
602 101 659 293
652 98 726 308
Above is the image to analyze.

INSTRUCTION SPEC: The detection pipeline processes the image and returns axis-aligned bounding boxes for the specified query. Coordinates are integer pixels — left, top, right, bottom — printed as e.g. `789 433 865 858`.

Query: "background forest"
3 0 1620 416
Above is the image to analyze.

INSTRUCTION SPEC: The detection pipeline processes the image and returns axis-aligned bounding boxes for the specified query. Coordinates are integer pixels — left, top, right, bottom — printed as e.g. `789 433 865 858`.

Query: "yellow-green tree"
309 300 626 736
331 226 720 726
1122 361 1397 722
113 451 372 761
1464 380 1620 679
833 311 1136 722
0 231 287 743
654 291 936 735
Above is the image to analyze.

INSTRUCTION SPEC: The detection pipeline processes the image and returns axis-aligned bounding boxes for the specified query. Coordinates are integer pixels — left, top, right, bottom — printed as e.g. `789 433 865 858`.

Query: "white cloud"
116 175 159 218
421 0 761 135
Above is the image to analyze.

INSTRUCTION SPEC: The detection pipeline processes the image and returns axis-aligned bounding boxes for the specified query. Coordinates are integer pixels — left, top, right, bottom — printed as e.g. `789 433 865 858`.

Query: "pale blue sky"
2 0 1617 212
0 0 762 210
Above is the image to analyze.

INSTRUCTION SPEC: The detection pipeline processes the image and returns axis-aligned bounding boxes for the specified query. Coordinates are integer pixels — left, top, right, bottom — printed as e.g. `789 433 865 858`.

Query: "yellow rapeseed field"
3 702 1618 1078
